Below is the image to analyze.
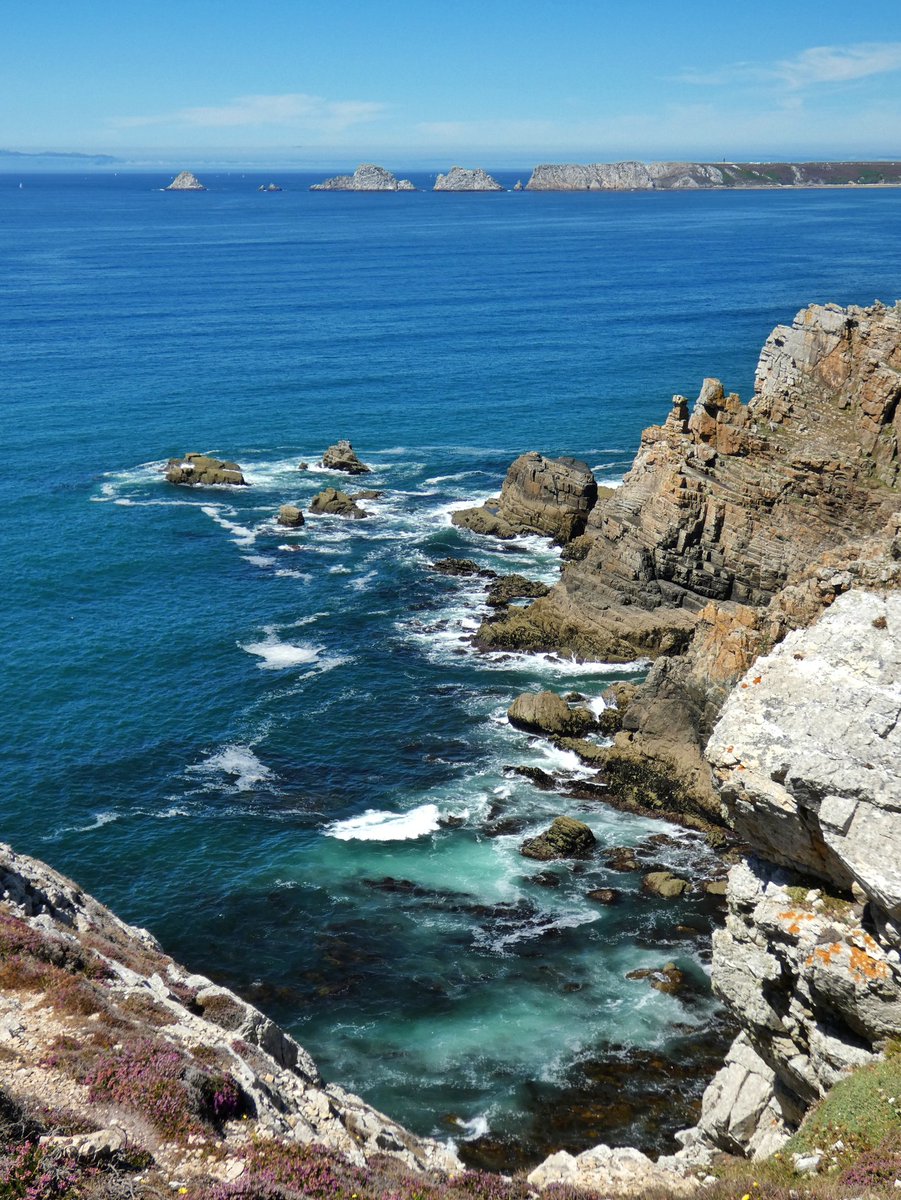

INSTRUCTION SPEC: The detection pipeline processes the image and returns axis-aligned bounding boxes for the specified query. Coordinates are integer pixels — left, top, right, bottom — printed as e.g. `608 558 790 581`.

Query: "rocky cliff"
310 164 416 191
165 171 206 191
0 844 459 1192
472 302 901 824
678 588 901 1160
434 167 503 191
526 161 901 190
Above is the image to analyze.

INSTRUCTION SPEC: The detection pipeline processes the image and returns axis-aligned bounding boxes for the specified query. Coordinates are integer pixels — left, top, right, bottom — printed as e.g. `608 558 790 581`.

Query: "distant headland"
526 159 901 189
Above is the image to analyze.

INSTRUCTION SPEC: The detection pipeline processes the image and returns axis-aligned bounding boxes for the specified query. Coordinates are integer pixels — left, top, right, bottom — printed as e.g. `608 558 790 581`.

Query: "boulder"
643 870 689 899
451 506 517 539
277 504 304 528
495 452 599 542
521 816 596 861
310 164 416 191
626 962 685 994
164 171 205 191
486 575 551 607
165 454 247 486
433 167 504 191
349 490 382 500
309 488 367 518
587 888 620 905
429 558 497 578
507 691 595 738
321 440 371 474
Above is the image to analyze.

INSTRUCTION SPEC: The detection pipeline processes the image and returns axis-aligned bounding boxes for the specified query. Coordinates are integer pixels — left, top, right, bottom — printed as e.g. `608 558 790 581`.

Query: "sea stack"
164 170 206 191
310 164 416 191
433 166 504 191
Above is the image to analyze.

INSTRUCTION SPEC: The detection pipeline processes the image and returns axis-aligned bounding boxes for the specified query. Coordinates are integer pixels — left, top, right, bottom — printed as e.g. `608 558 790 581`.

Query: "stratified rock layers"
311 164 415 191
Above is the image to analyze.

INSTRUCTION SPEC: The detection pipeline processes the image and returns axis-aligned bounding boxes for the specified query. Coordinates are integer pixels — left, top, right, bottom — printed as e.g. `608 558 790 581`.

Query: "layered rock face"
0 844 459 1177
310 164 416 191
481 303 901 663
434 167 503 191
527 161 901 191
454 453 598 544
680 590 901 1159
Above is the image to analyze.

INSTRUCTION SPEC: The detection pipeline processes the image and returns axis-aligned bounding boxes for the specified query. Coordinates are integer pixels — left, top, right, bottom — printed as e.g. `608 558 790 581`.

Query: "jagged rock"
277 504 304 528
429 558 497 578
643 871 689 899
309 488 367 518
259 183 282 192
507 691 595 738
310 164 416 191
165 171 206 191
587 888 619 905
434 167 504 191
606 847 641 872
321 440 371 474
451 506 517 539
486 574 551 606
349 489 382 500
166 454 247 486
521 816 596 861
527 1143 695 1195
507 765 558 790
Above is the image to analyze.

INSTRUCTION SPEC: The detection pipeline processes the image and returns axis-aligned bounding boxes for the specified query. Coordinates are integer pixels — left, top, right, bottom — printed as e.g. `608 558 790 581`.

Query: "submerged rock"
309 488 367 519
521 816 596 861
451 505 517 539
321 439 371 474
165 454 247 486
433 166 504 191
508 691 595 739
643 870 690 899
310 164 416 191
429 557 497 578
586 888 620 905
626 962 685 994
165 170 206 191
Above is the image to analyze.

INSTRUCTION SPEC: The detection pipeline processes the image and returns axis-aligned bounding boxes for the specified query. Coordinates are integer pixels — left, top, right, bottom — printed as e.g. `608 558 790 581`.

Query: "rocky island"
164 170 206 191
526 160 901 190
434 167 504 191
310 164 416 191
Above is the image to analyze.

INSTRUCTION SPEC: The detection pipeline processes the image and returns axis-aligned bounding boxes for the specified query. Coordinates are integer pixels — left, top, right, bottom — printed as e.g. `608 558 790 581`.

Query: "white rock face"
708 589 901 926
310 164 416 191
527 1144 696 1195
434 167 504 191
165 171 206 191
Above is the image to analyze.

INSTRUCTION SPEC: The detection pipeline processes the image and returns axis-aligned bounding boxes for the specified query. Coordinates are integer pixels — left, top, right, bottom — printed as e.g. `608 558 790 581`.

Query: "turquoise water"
3 172 900 1164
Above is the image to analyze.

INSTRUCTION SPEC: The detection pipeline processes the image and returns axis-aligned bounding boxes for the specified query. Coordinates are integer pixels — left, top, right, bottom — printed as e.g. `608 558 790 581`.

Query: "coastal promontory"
526 159 901 190
310 164 416 191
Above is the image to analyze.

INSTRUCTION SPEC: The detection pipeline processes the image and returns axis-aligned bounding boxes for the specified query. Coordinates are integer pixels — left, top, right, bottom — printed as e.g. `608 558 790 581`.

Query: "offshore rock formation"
527 160 901 191
678 590 901 1159
0 844 460 1184
310 164 416 191
309 488 368 519
277 503 304 527
454 453 599 543
434 167 504 191
164 171 206 191
321 439 371 474
166 453 247 486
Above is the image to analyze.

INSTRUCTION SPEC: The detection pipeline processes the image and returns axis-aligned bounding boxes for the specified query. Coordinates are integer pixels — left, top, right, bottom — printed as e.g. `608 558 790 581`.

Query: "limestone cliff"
678 590 901 1159
526 161 901 191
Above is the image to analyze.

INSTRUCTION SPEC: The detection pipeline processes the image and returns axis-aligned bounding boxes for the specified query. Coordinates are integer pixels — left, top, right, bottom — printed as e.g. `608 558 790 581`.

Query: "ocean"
2 170 900 1166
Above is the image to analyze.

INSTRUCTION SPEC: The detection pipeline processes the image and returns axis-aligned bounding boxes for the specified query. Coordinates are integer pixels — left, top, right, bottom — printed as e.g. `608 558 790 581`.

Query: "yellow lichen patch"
849 946 889 982
778 910 816 937
806 942 843 967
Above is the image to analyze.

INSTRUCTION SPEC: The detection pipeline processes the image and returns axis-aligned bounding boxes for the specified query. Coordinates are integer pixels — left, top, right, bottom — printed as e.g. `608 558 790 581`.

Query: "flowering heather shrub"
0 914 109 982
82 1038 245 1140
205 1140 346 1199
0 1139 90 1200
839 1140 901 1189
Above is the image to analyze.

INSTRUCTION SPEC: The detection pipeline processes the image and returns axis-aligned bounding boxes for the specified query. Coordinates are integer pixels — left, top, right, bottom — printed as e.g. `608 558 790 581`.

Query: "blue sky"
4 0 901 166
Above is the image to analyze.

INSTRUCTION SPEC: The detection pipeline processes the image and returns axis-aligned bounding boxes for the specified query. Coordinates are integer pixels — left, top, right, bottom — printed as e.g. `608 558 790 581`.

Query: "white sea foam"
273 568 312 581
423 470 495 486
240 635 324 670
453 1115 490 1140
324 802 441 842
201 505 257 547
244 554 276 568
46 810 122 839
350 569 379 592
188 744 273 791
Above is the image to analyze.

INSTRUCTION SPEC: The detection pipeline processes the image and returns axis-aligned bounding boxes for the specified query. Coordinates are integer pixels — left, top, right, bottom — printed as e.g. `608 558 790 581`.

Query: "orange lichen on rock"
848 946 889 982
778 911 816 937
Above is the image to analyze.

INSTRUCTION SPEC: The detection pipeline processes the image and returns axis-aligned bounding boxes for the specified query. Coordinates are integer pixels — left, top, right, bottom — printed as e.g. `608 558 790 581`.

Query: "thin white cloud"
675 41 901 90
111 93 387 133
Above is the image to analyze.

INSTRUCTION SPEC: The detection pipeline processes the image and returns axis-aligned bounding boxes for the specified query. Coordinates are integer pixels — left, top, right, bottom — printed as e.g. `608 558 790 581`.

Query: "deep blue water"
2 171 900 1164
